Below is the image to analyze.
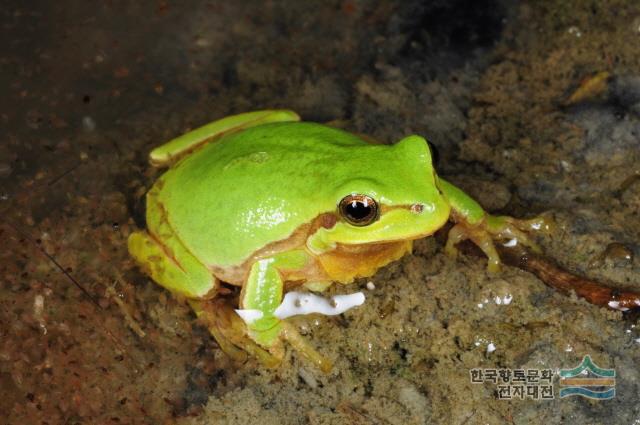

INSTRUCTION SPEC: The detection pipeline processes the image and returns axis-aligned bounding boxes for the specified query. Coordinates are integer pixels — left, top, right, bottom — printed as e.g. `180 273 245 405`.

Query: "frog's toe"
519 212 555 235
281 322 333 373
444 224 466 259
491 212 554 235
489 218 540 252
471 231 502 273
445 222 502 272
486 212 554 253
248 319 333 373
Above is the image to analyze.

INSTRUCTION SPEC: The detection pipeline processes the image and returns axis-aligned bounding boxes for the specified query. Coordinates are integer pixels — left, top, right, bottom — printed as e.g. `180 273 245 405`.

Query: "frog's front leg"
437 178 552 272
240 251 333 373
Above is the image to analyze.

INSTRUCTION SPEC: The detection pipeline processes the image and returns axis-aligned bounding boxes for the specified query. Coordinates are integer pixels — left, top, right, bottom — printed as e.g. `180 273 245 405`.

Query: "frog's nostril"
411 203 425 214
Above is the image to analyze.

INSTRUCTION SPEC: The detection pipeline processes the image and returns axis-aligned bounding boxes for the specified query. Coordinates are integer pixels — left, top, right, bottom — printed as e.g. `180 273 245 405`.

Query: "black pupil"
346 201 372 221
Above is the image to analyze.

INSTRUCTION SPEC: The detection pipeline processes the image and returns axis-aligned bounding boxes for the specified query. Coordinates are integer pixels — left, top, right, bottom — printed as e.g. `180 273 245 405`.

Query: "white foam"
234 291 366 325
274 291 365 320
234 309 263 324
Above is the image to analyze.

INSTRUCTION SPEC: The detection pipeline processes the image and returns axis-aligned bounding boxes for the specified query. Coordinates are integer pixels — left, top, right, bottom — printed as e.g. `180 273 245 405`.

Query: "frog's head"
307 135 451 254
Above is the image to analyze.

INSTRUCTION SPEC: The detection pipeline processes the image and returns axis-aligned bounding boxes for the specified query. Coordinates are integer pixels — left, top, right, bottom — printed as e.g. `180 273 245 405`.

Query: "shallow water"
2 1 640 424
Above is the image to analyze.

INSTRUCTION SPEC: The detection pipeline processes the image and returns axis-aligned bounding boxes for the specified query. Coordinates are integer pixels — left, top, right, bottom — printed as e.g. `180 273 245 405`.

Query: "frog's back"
155 122 400 267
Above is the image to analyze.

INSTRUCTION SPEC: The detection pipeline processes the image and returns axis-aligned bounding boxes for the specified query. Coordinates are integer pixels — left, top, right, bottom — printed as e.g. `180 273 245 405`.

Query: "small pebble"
298 368 318 389
0 163 12 178
590 242 634 268
603 243 634 266
366 281 375 290
33 294 44 318
82 116 96 132
397 382 430 423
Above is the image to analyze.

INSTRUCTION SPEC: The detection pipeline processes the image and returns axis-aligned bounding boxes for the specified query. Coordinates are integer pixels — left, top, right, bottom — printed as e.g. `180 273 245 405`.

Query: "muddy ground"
2 1 640 424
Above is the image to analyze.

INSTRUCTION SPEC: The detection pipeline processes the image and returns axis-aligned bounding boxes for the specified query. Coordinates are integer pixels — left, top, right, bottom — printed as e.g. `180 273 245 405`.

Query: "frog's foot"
445 213 554 273
240 256 333 372
200 305 332 372
189 298 283 368
280 322 334 373
241 317 333 373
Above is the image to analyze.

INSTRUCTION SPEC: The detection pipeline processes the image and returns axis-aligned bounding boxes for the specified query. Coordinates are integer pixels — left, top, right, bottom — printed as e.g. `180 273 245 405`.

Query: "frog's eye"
339 194 379 226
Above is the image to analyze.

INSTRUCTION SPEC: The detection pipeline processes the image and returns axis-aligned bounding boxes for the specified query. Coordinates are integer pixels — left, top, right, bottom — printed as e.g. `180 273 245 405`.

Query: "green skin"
128 110 541 359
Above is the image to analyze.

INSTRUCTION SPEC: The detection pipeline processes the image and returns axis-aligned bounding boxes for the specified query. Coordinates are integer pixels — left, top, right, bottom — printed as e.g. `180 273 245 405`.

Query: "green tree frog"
128 110 547 372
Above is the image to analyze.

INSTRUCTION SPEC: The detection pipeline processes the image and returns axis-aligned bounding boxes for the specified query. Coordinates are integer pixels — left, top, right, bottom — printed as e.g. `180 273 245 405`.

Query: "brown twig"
459 241 640 311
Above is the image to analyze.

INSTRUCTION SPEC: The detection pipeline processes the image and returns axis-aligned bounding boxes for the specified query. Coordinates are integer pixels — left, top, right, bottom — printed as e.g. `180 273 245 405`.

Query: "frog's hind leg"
128 186 286 367
128 230 216 298
189 298 282 367
128 230 279 365
149 110 301 167
128 187 218 298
